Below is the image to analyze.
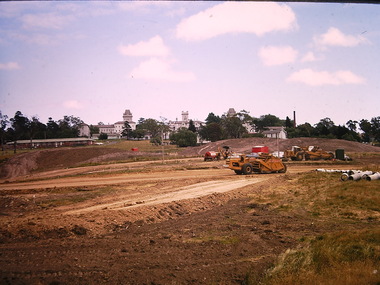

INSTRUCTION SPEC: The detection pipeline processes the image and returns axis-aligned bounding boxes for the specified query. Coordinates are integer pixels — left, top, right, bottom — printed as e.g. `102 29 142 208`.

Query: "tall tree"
58 115 83 138
121 121 132 138
359 119 372 142
253 114 283 132
205 113 221 125
199 122 223 142
188 119 197 133
10 111 30 140
221 116 246 139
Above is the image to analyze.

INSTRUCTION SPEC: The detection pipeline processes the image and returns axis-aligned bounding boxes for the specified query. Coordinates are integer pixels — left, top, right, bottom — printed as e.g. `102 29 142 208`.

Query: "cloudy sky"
1 1 379 126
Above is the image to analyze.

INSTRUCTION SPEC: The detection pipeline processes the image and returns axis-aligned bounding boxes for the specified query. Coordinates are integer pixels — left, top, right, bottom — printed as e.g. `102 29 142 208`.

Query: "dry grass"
263 229 380 285
251 170 380 285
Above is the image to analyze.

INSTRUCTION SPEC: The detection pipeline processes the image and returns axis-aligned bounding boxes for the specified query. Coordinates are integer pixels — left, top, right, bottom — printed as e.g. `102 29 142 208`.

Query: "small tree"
170 128 197 147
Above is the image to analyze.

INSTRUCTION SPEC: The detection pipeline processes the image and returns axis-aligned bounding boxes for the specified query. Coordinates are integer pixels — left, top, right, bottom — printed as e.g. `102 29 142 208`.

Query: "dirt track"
0 144 377 285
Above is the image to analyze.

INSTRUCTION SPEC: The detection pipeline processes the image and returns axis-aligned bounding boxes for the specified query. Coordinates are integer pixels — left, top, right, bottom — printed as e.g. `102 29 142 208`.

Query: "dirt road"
0 161 351 284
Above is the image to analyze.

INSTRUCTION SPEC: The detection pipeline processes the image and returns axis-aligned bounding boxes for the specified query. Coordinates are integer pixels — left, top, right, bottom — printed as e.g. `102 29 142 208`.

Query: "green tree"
121 121 132 138
314 117 335 137
253 114 283 132
346 120 358 132
370 117 380 142
46 117 60 138
221 116 246 139
188 119 197 133
58 115 83 138
136 118 161 138
89 125 99 137
359 119 372 143
10 111 30 140
285 116 293 128
170 128 197 147
205 113 221 124
199 122 223 142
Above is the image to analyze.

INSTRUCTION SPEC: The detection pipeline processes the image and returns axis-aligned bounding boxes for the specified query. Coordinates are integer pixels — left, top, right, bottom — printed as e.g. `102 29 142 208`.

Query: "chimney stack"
293 111 296 128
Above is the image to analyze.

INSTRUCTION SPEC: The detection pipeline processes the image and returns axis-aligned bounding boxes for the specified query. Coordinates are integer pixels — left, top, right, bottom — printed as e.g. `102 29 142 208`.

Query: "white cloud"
258 46 298 66
287 68 365 86
118 36 170 57
301 51 319 62
21 13 74 29
129 58 195 82
63 100 83 110
176 2 297 41
314 27 369 48
0 62 20 70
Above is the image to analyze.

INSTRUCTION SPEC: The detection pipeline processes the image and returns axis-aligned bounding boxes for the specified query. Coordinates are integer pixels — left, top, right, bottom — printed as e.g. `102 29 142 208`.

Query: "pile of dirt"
1 137 378 180
0 147 160 180
179 137 380 156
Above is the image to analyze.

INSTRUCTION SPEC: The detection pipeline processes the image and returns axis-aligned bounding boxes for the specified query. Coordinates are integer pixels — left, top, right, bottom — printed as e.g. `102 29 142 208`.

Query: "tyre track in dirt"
65 177 268 215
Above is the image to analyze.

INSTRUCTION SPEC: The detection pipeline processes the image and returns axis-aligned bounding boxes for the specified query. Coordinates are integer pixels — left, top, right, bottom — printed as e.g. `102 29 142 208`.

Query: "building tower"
123 109 133 122
182 111 189 122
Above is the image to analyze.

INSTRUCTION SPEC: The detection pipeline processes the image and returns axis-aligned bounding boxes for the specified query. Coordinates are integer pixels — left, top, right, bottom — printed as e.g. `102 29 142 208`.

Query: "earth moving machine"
226 153 287 175
283 146 334 161
204 146 231 161
204 151 221 161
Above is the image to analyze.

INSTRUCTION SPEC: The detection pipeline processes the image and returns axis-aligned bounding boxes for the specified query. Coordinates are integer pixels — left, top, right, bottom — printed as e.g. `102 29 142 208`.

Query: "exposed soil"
0 138 379 284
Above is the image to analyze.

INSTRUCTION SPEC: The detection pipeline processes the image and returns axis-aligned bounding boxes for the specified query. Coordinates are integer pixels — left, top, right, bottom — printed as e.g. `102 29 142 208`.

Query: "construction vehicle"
226 153 287 175
204 151 221 161
283 146 334 161
204 146 231 161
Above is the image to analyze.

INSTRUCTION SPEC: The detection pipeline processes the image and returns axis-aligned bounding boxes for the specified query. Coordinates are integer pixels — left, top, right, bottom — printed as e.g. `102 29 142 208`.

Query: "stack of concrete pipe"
316 169 380 181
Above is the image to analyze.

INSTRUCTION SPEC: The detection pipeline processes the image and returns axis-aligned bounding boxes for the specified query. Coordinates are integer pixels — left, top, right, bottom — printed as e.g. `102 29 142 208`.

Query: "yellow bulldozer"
226 153 287 175
283 146 334 161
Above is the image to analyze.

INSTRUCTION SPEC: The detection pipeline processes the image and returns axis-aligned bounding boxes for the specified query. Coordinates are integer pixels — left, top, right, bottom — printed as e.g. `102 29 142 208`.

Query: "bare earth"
0 138 379 284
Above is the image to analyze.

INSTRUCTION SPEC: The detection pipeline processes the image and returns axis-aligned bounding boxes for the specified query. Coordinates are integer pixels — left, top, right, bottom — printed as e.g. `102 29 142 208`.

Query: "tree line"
1 110 379 149
198 111 380 144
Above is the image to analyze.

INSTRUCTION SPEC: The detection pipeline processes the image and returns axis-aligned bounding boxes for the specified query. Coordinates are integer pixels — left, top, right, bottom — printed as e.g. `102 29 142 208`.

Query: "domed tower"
123 109 133 122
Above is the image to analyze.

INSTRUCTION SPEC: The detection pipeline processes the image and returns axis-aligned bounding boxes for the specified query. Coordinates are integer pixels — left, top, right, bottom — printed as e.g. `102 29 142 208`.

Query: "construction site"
0 137 379 284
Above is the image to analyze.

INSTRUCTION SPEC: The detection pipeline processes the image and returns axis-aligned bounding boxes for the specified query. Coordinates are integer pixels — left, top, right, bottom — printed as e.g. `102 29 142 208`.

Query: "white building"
168 111 203 132
262 126 287 139
95 109 136 139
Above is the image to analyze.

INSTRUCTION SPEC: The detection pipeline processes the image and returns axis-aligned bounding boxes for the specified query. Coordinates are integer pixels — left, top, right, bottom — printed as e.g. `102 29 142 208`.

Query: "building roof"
7 138 93 144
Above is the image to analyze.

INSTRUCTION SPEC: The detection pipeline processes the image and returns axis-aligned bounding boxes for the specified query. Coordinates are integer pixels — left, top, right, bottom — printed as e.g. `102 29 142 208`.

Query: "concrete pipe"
349 173 364 181
341 173 350 181
366 172 380 181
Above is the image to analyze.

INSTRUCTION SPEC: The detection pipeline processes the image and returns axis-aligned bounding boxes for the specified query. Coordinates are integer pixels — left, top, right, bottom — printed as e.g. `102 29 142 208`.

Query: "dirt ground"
0 138 379 285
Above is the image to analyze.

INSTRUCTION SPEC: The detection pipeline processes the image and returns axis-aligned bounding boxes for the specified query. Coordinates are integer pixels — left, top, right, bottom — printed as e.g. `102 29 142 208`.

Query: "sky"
1 1 379 127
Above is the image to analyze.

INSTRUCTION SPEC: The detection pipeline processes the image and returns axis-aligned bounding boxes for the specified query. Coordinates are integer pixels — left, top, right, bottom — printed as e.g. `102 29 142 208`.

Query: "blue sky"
1 1 379 126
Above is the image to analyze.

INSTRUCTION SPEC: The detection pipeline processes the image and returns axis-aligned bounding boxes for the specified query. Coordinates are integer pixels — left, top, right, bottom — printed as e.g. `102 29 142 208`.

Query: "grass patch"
102 139 180 154
35 185 116 208
261 229 380 285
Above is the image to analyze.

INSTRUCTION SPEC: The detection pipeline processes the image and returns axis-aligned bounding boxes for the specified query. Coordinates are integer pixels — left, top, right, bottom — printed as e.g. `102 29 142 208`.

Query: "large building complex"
79 108 287 139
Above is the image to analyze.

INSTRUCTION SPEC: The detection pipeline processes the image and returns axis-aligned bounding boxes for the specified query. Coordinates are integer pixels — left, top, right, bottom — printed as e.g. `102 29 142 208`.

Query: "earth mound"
0 137 378 180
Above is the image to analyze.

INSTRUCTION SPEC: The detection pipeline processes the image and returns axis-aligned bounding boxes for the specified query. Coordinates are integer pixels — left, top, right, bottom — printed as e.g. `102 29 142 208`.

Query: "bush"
98 133 108 140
